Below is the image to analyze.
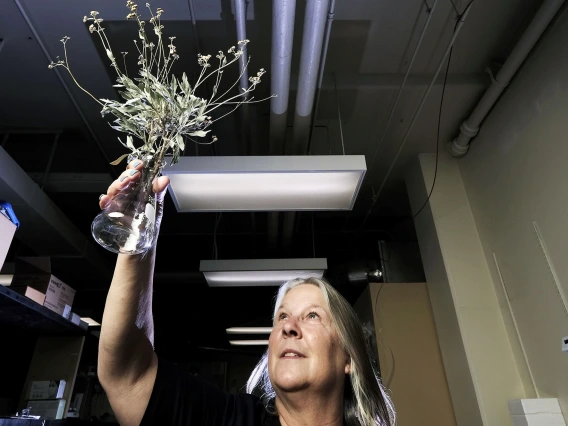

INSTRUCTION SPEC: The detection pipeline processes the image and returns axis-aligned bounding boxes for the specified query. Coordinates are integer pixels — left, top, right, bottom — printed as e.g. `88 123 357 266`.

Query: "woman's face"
268 284 350 395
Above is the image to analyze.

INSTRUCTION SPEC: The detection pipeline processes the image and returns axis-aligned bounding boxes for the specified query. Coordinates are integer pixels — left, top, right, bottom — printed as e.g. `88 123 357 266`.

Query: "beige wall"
457 6 568 415
356 283 457 426
406 154 528 426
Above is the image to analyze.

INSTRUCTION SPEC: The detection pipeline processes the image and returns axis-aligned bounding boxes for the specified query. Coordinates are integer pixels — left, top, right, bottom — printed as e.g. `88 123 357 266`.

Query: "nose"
282 316 302 338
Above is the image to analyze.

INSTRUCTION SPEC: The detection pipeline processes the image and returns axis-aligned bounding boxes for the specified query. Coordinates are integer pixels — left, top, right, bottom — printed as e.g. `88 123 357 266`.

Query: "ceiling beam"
28 172 113 193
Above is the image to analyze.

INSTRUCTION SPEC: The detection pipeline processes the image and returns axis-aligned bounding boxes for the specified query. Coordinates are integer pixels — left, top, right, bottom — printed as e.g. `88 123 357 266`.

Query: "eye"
278 312 288 321
307 311 319 320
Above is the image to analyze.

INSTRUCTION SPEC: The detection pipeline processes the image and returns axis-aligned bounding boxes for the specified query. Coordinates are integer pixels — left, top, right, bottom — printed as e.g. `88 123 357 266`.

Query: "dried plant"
49 2 272 179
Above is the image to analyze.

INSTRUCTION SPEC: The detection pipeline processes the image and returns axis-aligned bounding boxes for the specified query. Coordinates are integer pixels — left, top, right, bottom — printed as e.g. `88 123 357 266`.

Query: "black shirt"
141 359 279 426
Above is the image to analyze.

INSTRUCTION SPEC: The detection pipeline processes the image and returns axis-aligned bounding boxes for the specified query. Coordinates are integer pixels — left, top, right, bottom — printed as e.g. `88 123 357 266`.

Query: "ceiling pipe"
291 0 330 155
267 0 297 250
306 0 336 154
282 0 331 251
360 5 473 230
448 0 565 156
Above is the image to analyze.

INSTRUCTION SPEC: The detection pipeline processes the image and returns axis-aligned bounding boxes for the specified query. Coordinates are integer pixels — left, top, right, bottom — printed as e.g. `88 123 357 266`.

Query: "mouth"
280 349 305 358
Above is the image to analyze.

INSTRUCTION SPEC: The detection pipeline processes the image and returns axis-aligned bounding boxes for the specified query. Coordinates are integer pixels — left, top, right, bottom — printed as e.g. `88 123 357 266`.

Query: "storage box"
0 209 17 271
29 380 66 400
11 286 46 305
11 257 75 316
26 398 66 419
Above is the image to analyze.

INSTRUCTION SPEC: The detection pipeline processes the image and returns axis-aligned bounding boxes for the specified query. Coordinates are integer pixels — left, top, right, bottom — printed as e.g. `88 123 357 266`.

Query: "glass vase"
91 156 162 255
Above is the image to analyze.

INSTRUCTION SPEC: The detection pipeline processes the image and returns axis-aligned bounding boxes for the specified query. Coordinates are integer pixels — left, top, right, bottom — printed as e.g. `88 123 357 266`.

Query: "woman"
98 160 395 426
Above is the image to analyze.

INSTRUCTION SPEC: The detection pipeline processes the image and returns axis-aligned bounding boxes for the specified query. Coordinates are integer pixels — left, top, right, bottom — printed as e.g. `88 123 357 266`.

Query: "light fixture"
229 340 269 346
226 327 273 334
81 317 101 327
200 258 327 287
162 156 366 212
0 274 13 286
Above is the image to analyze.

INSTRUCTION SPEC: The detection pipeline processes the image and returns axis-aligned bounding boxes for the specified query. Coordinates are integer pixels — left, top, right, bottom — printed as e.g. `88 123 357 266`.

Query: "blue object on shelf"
0 201 20 229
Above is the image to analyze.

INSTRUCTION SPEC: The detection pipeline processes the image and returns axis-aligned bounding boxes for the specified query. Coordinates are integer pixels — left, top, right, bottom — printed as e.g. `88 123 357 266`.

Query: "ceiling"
0 0 544 358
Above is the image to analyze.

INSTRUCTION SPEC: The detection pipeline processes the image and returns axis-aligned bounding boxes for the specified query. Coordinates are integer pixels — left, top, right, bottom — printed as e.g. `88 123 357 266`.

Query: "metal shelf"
0 285 85 335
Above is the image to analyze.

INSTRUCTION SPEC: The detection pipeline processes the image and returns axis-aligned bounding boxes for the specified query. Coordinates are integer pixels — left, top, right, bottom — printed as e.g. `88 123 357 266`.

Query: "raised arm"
97 160 169 426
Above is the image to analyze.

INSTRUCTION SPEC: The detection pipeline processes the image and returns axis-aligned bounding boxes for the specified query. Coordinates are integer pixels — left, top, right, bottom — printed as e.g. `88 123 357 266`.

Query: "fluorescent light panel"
230 340 269 346
81 317 101 327
226 327 273 334
0 274 13 286
200 258 327 287
163 156 366 212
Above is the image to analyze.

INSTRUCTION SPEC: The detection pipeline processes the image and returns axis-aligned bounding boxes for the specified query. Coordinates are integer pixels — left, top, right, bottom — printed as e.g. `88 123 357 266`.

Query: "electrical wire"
333 72 346 155
212 213 222 259
410 18 458 220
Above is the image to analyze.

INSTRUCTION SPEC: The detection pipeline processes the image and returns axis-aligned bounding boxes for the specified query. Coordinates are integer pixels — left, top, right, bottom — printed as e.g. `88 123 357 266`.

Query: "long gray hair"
246 277 395 426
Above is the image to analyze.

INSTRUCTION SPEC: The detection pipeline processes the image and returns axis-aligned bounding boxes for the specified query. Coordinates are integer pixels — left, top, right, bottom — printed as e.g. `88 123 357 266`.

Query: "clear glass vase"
91 156 162 255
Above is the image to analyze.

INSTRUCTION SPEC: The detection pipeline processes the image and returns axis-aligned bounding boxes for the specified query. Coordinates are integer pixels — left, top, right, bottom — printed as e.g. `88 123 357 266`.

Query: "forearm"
99 247 157 383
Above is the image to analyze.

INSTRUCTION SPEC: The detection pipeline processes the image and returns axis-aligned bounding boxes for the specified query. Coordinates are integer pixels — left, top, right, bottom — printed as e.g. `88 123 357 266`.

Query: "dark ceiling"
0 0 545 358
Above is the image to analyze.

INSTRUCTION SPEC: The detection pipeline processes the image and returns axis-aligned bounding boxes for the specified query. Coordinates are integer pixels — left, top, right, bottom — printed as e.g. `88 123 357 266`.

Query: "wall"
406 154 528 426
355 283 457 426
458 6 568 415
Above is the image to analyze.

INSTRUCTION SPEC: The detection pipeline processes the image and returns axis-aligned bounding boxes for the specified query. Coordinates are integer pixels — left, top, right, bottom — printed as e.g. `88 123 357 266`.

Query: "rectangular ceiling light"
200 258 327 287
226 327 273 334
162 156 366 212
230 340 269 346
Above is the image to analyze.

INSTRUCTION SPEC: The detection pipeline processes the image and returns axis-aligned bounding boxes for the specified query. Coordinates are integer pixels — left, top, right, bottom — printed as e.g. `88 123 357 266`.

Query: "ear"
345 359 351 375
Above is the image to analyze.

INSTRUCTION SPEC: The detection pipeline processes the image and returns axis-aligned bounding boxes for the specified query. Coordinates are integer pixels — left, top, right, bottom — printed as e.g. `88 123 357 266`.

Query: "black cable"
411 25 456 220
448 0 459 15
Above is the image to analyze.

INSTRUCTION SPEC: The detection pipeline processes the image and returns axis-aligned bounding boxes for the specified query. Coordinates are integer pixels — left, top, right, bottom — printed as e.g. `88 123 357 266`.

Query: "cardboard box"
26 399 66 419
29 380 66 400
11 286 46 306
0 211 17 271
11 257 76 316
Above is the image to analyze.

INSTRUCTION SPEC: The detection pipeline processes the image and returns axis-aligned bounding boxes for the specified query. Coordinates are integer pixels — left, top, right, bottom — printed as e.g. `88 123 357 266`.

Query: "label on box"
29 380 66 400
63 304 72 319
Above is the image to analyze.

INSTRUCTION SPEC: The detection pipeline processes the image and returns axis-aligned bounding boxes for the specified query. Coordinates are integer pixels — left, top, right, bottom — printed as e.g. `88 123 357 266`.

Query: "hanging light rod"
226 327 273 334
162 156 366 212
229 340 269 346
200 258 327 287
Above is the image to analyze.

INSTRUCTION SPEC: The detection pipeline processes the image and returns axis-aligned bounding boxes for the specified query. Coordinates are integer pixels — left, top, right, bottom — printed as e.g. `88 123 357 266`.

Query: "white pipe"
234 0 249 97
291 0 330 155
269 0 296 155
448 0 565 156
283 0 330 250
268 0 297 249
307 0 335 154
361 6 472 230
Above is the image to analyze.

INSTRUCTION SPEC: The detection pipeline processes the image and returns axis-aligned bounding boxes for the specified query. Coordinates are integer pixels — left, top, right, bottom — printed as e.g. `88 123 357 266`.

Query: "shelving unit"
0 285 85 335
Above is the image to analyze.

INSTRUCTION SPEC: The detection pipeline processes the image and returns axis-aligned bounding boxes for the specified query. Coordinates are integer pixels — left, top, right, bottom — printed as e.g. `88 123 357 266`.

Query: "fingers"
99 159 144 209
153 175 170 194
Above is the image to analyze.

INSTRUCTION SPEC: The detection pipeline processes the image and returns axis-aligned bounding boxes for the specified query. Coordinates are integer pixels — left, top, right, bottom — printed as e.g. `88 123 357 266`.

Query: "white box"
0 211 16 271
26 399 66 419
29 380 66 400
509 399 562 415
511 414 566 426
11 286 46 305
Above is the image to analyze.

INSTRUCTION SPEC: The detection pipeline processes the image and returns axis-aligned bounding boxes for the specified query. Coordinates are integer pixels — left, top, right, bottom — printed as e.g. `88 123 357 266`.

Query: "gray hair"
246 277 395 426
